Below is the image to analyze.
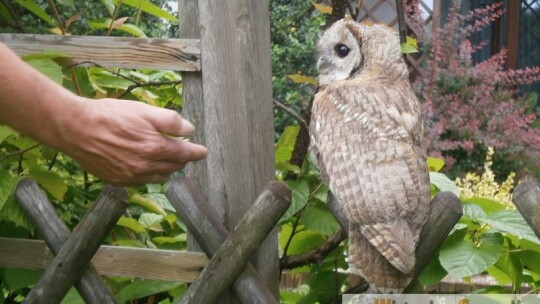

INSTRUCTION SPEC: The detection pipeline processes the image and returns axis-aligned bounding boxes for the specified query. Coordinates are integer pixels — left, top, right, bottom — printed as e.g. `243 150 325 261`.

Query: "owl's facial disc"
316 23 363 86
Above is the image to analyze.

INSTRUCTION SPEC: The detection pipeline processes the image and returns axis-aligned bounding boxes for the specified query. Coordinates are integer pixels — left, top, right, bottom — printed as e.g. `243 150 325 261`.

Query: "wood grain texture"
178 0 207 255
174 178 291 304
165 176 277 303
15 179 116 303
197 0 278 296
22 185 128 303
513 178 540 240
0 33 200 71
414 191 462 277
0 238 207 282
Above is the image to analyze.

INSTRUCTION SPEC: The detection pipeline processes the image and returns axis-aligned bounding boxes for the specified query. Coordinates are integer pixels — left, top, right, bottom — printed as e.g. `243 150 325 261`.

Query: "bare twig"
47 0 66 35
395 0 408 43
280 228 347 270
118 80 183 98
0 144 40 162
273 99 308 129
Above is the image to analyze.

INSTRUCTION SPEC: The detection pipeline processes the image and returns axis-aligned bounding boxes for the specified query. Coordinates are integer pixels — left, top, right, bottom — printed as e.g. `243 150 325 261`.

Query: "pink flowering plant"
411 0 540 177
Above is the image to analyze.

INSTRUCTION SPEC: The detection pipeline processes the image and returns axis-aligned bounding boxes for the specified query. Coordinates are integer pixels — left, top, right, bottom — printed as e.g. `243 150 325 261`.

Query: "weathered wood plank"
0 238 207 282
15 178 116 303
197 0 278 297
165 176 279 303
23 185 128 303
170 178 291 304
513 178 540 240
0 33 201 71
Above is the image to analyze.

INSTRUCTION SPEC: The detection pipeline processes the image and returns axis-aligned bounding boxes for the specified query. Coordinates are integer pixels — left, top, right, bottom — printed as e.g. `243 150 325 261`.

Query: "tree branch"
280 228 346 270
273 99 308 129
395 0 408 43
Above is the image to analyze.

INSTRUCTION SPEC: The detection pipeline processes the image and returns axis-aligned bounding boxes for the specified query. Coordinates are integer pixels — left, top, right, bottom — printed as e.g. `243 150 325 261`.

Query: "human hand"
56 98 207 186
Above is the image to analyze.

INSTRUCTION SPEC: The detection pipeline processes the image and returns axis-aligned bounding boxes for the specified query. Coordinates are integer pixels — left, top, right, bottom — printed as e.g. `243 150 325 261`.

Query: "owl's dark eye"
335 44 350 58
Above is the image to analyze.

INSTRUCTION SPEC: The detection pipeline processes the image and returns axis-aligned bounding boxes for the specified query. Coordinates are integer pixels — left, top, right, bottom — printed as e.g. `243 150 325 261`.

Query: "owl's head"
316 20 405 86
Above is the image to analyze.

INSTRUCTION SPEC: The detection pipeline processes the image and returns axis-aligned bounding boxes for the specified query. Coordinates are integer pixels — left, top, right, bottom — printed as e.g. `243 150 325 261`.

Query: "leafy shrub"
411 0 540 179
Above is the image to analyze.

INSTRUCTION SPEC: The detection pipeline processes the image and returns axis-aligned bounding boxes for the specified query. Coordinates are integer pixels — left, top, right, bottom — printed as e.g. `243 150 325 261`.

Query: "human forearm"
0 42 207 185
0 41 81 150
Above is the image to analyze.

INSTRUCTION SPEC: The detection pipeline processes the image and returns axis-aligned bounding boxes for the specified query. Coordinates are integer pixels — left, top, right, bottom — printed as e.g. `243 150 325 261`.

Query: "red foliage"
409 0 540 171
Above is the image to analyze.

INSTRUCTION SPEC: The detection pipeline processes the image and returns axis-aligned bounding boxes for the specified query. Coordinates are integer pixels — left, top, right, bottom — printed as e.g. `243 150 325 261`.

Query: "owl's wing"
310 81 430 278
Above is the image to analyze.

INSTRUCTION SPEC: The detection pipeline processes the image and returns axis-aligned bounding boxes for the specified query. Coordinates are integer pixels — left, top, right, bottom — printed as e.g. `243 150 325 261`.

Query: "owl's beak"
317 56 330 73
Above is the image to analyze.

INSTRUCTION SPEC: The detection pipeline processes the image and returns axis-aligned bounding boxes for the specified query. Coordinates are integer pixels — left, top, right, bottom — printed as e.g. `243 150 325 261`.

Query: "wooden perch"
512 178 540 240
20 182 128 304
15 179 117 303
166 176 291 304
328 190 462 281
413 191 462 276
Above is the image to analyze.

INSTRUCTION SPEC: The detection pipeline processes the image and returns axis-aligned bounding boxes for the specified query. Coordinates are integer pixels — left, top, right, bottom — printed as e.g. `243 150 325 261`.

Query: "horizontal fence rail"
0 34 201 71
0 238 207 282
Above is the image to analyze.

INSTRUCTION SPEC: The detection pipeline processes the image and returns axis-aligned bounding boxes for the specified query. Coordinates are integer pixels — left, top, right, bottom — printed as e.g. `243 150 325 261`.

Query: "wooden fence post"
180 0 277 297
20 183 128 303
15 179 116 303
513 178 540 239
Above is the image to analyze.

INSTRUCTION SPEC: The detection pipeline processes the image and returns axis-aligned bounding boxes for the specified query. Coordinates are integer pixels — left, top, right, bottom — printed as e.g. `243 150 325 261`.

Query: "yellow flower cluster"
455 147 516 208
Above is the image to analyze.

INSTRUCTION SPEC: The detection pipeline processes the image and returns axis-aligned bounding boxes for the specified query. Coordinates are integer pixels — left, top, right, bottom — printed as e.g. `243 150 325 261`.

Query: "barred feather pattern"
309 20 430 291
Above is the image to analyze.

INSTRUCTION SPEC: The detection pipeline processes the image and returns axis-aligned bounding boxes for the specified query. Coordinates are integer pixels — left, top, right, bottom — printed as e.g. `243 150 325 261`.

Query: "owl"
309 20 430 291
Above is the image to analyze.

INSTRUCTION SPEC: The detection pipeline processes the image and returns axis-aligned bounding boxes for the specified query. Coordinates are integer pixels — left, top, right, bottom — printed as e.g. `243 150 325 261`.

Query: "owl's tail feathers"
360 220 420 274
348 223 413 293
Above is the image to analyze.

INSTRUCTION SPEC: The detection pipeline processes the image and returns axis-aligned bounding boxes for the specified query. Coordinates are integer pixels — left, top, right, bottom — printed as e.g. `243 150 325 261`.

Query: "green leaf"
493 249 522 291
88 18 147 37
418 254 447 286
429 172 460 196
117 216 146 233
4 268 42 291
275 126 300 164
279 179 310 224
116 280 184 302
14 0 54 24
138 213 164 231
279 223 325 255
22 50 68 61
0 169 14 212
0 182 33 231
29 168 68 201
518 249 540 275
0 126 17 144
276 162 301 175
400 37 419 54
439 233 504 279
152 234 186 245
131 193 167 216
92 74 134 90
427 156 445 172
487 265 512 286
462 203 487 220
143 193 175 212
483 210 540 244
119 0 178 21
57 0 74 8
462 197 507 214
299 270 345 304
300 202 339 236
287 73 318 86
61 288 85 304
26 59 63 85
99 0 115 15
